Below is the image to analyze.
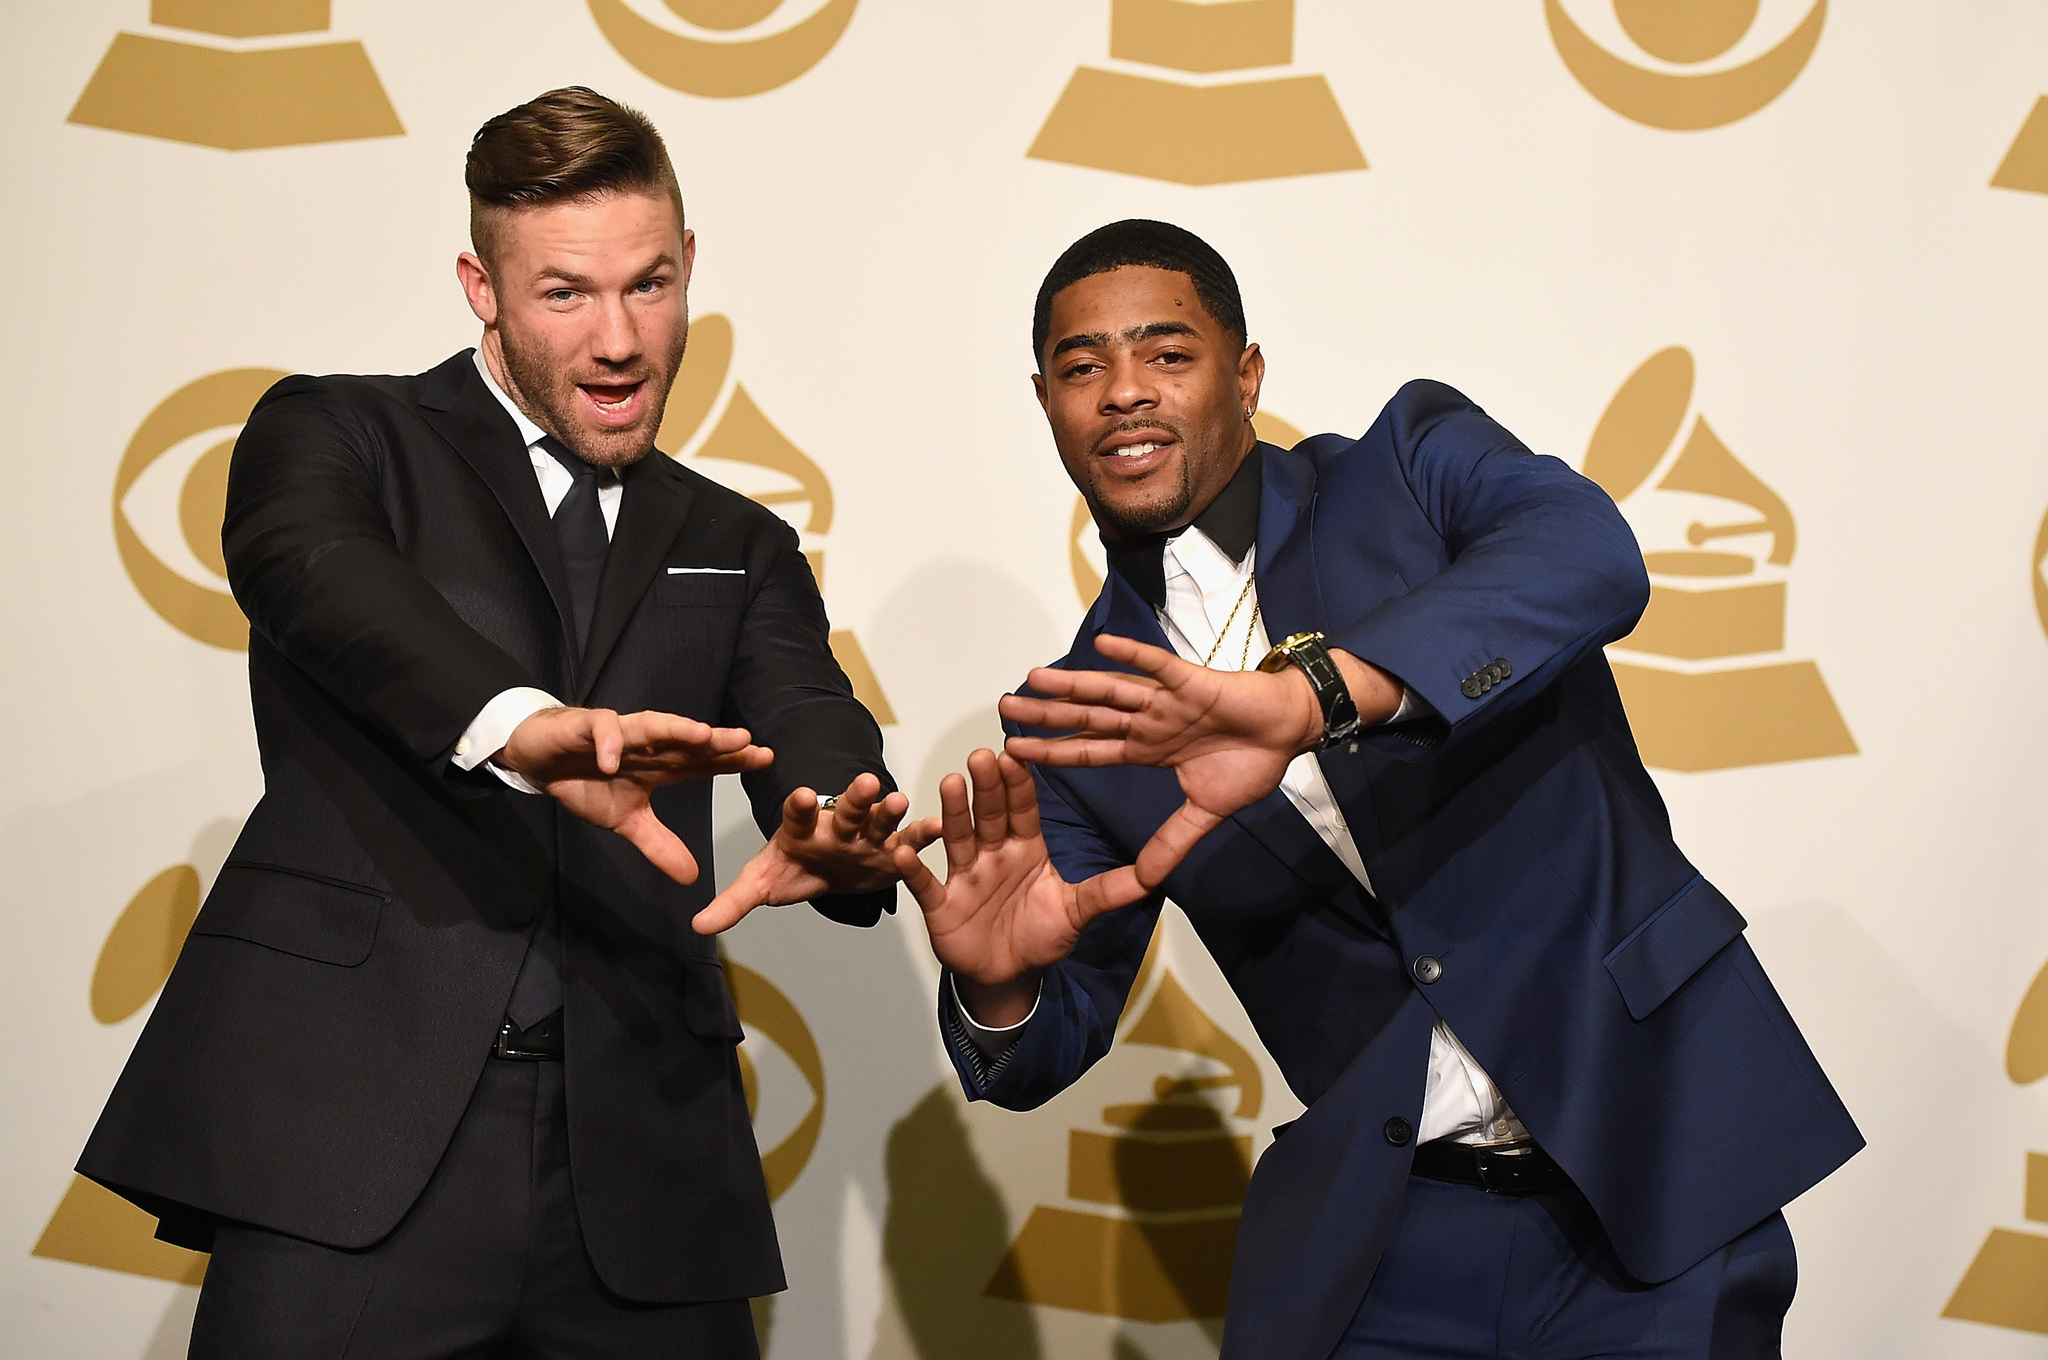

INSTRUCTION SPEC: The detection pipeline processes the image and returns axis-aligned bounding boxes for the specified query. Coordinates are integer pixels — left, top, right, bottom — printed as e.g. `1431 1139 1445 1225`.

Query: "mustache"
1094 417 1184 453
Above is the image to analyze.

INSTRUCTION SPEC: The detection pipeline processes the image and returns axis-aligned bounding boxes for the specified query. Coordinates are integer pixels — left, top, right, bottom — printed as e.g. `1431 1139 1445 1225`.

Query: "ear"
456 252 498 327
1238 341 1265 419
1032 370 1049 414
680 227 697 290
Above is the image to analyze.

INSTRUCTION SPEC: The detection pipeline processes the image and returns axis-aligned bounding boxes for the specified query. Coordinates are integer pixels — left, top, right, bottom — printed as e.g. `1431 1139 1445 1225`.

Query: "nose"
589 295 640 366
1101 352 1159 415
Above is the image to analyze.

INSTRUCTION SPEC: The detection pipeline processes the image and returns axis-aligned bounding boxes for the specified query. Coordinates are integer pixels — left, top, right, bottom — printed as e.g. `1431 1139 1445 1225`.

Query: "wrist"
955 969 1043 1029
1281 666 1324 755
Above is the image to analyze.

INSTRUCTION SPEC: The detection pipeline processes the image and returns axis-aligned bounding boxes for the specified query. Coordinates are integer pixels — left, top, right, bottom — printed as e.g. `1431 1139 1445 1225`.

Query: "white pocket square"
667 567 746 575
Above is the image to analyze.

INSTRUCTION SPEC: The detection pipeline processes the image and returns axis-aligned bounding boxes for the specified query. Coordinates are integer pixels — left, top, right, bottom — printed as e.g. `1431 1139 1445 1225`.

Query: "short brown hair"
465 86 685 265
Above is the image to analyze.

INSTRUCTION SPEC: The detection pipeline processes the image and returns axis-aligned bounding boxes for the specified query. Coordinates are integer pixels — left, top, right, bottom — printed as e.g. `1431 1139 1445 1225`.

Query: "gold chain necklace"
1204 574 1261 670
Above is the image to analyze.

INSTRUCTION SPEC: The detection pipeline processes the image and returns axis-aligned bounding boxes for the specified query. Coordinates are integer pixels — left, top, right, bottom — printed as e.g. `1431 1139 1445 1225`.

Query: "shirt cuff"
1385 685 1427 725
453 687 563 795
949 972 1041 1060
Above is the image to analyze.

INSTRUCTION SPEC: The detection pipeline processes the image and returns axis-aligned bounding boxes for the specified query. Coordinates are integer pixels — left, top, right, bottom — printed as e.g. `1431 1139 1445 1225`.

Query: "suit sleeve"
722 518 897 926
939 745 1164 1109
223 376 540 770
1326 380 1650 745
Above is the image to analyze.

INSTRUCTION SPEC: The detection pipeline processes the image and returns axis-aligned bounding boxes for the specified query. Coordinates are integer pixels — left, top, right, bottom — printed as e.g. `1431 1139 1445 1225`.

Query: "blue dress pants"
1335 1175 1797 1359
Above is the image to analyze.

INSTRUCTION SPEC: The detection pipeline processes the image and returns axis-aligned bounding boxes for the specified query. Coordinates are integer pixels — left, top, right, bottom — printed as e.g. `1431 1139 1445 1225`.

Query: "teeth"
1114 442 1159 458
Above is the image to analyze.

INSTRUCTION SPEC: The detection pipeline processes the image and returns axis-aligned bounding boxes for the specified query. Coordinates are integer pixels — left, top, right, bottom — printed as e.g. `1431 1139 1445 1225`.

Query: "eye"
547 288 576 303
1155 349 1191 365
633 277 663 295
1063 359 1103 379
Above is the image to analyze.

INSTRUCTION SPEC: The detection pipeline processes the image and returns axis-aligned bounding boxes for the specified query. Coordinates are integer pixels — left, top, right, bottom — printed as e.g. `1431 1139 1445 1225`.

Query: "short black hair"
1032 219 1246 367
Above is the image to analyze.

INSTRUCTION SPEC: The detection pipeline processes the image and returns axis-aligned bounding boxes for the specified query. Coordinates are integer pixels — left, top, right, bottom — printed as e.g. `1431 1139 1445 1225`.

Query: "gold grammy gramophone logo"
70 1 402 150
588 0 858 99
985 940 1262 1321
1031 0 1366 186
30 858 826 1285
1068 412 1306 607
1584 347 1855 772
656 313 894 721
1545 0 1825 131
1942 956 2048 1334
2034 504 2048 643
1993 96 2048 196
113 367 284 650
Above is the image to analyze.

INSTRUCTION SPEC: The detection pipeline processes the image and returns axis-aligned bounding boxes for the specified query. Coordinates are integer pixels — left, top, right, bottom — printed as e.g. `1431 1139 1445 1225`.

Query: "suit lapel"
416 352 579 661
1249 440 1329 643
576 454 694 702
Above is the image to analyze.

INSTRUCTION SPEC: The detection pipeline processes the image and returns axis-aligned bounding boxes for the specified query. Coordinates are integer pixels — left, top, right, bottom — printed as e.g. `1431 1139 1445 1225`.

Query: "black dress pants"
188 1057 759 1359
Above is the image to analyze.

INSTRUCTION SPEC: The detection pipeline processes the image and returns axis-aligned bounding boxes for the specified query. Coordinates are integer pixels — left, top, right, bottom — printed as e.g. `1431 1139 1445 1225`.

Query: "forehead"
493 190 683 272
1048 265 1221 340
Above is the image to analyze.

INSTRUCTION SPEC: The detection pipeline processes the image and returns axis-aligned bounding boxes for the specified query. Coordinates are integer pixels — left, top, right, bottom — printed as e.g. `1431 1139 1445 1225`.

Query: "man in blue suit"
894 220 1862 1359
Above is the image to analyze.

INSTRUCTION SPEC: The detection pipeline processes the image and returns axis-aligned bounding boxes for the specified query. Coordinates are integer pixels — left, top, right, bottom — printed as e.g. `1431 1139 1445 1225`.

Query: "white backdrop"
6 2 2048 1356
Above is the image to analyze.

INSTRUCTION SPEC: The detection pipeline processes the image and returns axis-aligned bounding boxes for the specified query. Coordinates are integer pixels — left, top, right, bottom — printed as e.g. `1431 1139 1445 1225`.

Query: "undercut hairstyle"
1032 219 1247 367
465 86 685 266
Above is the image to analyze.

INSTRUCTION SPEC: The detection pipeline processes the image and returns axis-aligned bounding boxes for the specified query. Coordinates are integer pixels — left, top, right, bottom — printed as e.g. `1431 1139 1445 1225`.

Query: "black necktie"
505 436 613 1031
539 435 612 656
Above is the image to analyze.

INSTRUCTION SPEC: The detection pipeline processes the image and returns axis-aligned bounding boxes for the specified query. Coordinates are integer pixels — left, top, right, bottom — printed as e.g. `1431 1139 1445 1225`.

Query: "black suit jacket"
80 350 893 1303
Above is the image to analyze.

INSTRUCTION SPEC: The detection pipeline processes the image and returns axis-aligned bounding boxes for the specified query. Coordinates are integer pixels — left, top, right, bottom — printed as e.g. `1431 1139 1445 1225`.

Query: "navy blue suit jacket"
952 381 1861 1360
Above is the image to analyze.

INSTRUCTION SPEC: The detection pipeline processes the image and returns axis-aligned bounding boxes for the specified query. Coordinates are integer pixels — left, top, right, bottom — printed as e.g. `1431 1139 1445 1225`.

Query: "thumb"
615 806 700 887
1133 800 1223 889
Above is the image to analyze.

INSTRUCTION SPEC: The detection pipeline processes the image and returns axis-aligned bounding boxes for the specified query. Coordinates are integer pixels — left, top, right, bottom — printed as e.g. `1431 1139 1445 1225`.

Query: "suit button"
1461 677 1484 699
1494 658 1512 678
1413 954 1443 985
1384 1116 1413 1147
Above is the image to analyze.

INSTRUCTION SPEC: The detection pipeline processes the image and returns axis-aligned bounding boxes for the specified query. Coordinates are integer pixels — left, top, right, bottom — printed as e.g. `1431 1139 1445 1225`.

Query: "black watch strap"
1258 631 1362 749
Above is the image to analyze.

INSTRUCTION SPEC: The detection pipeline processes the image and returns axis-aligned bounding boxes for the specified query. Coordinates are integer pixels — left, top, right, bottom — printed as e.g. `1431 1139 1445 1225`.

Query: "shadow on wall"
875 1083 1043 1360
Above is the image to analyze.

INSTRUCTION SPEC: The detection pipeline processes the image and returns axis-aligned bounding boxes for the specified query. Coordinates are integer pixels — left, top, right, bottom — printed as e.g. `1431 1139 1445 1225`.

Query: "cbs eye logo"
1545 0 1826 130
112 369 285 651
588 0 858 98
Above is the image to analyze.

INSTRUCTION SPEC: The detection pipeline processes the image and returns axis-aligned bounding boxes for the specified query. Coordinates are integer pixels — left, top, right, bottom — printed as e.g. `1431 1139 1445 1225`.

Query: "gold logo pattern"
1994 97 2048 195
113 368 283 651
588 0 859 99
69 1 402 150
984 933 1260 1321
1584 347 1855 771
1942 959 2048 1332
1029 0 1365 186
2035 504 2048 642
1545 0 1825 131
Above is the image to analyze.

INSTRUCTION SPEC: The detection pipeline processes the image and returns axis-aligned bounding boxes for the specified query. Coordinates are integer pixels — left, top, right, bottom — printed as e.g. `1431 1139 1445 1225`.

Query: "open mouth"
576 380 647 427
1096 430 1176 476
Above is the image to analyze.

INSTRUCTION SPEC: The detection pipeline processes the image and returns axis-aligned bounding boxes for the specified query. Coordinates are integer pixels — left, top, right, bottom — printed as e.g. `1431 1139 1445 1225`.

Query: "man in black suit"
79 87 918 1357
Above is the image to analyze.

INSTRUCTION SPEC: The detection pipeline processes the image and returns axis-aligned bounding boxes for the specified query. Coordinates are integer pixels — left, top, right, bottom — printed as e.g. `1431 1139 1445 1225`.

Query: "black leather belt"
493 1010 563 1061
1410 1138 1571 1196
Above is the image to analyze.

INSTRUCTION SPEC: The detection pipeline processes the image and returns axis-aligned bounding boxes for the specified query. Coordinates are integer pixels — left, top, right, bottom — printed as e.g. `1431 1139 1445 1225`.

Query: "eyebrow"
532 255 677 289
1050 319 1199 358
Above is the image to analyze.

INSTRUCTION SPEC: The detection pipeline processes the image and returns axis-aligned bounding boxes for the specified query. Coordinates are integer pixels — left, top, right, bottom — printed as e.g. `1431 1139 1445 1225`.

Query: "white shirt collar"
472 347 548 450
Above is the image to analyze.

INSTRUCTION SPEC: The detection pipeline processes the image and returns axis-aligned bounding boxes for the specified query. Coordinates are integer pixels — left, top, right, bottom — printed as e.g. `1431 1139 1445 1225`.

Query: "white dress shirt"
447 350 623 793
958 523 1527 1146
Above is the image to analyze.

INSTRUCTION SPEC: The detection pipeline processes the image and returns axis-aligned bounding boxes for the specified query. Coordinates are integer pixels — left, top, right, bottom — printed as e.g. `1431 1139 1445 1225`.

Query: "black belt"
1410 1138 1571 1196
493 1009 563 1061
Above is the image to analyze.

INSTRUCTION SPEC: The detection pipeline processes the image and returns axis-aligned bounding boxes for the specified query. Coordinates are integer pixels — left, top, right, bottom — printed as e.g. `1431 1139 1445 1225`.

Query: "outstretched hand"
998 633 1400 876
691 773 933 935
497 705 771 887
893 749 1189 1026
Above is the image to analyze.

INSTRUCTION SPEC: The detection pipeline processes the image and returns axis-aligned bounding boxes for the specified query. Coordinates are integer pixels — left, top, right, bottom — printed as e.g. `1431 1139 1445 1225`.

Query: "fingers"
614 806 700 887
692 881 759 935
892 841 945 914
1004 735 1133 769
999 696 1137 738
1091 632 1191 682
938 771 976 872
865 790 910 845
1069 864 1154 929
997 753 1041 842
830 772 884 839
780 785 822 842
1133 800 1224 889
591 709 624 776
886 815 943 855
967 749 1008 847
